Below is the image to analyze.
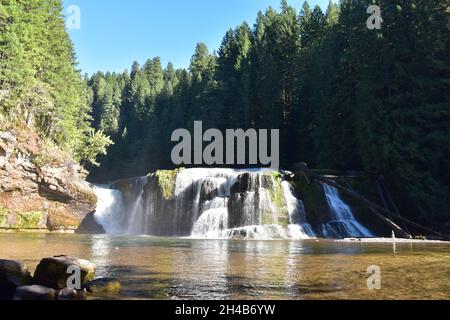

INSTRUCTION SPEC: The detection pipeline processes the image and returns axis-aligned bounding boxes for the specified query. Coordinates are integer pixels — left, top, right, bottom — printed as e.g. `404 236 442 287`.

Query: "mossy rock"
0 207 8 227
0 209 47 229
154 168 184 200
267 172 289 226
15 211 45 229
85 278 121 294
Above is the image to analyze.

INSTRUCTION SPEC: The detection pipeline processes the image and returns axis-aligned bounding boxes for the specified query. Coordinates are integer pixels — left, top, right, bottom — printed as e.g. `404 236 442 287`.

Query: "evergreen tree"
0 0 111 166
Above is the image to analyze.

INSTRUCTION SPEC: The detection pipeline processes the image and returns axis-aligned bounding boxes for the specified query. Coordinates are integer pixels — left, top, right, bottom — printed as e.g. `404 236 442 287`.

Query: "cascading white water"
92 168 316 240
92 171 376 239
321 184 373 238
93 185 126 234
125 176 149 234
281 181 316 238
189 169 315 240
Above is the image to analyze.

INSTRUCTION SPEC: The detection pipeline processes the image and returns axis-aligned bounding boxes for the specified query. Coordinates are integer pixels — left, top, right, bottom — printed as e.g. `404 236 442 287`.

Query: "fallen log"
291 163 445 239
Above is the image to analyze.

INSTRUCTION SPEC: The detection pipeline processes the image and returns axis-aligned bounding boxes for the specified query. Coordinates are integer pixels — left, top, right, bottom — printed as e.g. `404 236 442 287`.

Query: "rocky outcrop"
0 128 96 231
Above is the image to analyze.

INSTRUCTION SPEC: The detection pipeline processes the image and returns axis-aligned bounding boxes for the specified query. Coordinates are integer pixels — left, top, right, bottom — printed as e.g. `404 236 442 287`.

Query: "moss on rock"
154 168 184 200
267 172 289 226
0 208 8 227
14 211 45 229
0 209 46 230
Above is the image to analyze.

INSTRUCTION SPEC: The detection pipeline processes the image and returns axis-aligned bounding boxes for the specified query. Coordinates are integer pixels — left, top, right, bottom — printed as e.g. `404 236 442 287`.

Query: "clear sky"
63 0 332 75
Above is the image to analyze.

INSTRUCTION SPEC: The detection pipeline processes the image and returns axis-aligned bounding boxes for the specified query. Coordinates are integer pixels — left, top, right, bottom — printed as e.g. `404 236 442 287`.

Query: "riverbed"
1 233 450 300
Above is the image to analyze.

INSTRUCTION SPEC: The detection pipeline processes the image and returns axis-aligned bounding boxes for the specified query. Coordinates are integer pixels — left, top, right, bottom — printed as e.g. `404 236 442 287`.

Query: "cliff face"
0 128 96 231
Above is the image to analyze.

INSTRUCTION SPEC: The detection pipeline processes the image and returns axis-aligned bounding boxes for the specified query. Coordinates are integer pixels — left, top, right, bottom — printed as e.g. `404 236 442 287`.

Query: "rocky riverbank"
0 128 97 232
0 256 120 300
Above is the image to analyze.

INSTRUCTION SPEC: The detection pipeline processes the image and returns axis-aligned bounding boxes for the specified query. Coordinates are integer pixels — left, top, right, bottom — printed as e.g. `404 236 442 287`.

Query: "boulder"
76 211 106 234
85 278 121 294
57 287 87 300
13 285 56 300
0 259 32 300
33 255 96 289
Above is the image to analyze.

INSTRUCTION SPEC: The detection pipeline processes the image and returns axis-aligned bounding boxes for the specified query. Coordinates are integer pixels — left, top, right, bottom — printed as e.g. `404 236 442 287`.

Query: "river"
1 233 450 300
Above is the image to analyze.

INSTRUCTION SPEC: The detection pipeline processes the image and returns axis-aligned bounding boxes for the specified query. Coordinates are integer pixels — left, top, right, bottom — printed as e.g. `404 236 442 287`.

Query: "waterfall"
321 184 373 238
92 168 315 239
125 176 149 234
92 185 126 234
281 181 316 239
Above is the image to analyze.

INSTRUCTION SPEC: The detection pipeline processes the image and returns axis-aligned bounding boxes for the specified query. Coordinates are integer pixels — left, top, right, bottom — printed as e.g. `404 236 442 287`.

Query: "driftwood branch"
291 163 444 239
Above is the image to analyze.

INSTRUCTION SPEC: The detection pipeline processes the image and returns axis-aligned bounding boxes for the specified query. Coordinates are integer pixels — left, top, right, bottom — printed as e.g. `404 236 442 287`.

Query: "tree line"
88 0 449 226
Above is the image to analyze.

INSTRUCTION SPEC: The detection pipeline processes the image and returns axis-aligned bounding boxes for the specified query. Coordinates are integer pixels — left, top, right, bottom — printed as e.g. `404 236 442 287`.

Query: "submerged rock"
33 255 96 289
14 285 56 300
85 278 121 294
57 287 87 300
0 260 33 300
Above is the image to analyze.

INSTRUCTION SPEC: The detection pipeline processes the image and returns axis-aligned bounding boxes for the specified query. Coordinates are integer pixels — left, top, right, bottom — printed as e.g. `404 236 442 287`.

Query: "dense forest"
0 0 112 166
87 0 449 226
0 0 449 227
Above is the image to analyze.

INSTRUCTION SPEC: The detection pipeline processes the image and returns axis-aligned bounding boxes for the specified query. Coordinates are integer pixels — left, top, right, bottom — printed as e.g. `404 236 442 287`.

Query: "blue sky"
63 0 332 75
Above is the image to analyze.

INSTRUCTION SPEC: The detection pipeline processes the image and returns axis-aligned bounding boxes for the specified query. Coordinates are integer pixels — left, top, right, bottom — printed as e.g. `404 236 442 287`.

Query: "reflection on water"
1 233 450 300
91 236 114 277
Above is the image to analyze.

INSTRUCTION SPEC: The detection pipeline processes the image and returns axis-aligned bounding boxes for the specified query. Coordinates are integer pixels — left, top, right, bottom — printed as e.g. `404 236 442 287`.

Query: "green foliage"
0 0 112 169
77 130 114 167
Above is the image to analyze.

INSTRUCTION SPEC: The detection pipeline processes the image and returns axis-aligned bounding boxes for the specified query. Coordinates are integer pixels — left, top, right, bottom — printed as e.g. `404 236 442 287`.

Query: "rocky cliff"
0 127 96 231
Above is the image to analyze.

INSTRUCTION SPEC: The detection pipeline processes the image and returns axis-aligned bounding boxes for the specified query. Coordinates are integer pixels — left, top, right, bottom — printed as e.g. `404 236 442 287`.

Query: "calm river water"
1 233 450 300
